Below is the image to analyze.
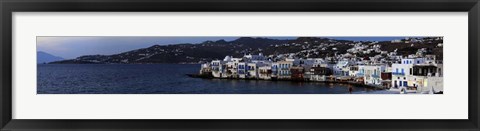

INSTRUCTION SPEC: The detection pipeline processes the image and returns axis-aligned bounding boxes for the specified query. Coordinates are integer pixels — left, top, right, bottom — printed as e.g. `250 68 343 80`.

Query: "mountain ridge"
37 51 64 64
49 37 443 64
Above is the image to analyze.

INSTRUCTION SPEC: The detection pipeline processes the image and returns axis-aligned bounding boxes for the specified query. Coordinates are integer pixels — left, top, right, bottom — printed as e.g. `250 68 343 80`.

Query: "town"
197 37 444 94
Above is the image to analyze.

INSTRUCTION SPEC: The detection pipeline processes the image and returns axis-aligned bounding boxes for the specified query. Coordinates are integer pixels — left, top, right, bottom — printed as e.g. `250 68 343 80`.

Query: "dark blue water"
37 64 379 94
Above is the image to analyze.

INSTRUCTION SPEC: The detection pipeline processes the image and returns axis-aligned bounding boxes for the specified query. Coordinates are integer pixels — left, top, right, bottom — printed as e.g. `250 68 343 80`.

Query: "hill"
37 51 64 64
49 37 443 64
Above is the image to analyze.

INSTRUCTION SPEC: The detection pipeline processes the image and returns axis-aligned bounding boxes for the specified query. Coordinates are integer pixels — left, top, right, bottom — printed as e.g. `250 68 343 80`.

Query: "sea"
37 64 396 94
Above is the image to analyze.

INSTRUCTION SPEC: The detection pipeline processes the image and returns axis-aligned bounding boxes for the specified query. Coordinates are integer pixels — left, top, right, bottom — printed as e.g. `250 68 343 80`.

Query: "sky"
37 36 406 59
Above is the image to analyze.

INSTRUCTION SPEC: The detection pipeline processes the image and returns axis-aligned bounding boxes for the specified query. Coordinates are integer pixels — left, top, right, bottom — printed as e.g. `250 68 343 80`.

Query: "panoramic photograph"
37 36 444 94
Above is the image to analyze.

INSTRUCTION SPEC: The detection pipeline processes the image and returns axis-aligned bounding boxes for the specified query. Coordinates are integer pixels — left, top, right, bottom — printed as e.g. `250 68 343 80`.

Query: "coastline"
186 73 386 90
39 63 202 65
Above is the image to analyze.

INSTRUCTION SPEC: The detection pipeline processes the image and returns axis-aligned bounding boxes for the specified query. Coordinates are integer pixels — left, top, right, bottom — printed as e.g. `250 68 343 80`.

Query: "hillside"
37 51 64 64
49 37 443 64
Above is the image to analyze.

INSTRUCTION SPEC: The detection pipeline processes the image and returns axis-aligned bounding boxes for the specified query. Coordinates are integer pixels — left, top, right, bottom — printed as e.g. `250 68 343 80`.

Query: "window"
401 69 404 74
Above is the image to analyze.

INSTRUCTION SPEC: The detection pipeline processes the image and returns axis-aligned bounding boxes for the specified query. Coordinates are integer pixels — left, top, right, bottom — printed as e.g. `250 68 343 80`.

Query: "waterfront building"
411 64 443 93
277 61 293 79
258 65 272 80
271 62 279 79
424 76 443 93
302 64 314 81
349 65 359 77
290 67 305 81
309 67 332 81
225 61 236 78
211 60 224 78
227 57 243 78
334 60 353 76
200 63 212 75
391 58 419 89
196 36 443 94
246 62 260 78
390 57 444 93
361 65 386 85
381 72 392 88
238 62 247 78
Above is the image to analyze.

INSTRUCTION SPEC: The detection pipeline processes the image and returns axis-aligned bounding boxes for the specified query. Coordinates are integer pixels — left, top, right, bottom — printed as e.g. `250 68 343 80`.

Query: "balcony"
392 72 405 76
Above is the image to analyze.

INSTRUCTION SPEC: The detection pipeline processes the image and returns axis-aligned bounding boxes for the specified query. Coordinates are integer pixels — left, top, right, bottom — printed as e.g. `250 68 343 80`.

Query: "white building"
334 60 353 76
246 63 260 78
277 61 293 79
258 64 272 80
349 65 359 77
245 53 267 61
211 60 224 78
237 62 247 78
391 58 428 89
391 63 412 89
360 65 386 85
411 64 444 93
271 62 279 78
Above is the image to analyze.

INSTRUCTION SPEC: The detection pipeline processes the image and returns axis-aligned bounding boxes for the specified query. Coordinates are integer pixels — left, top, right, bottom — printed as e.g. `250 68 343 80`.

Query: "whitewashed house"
309 67 332 81
271 62 279 79
411 64 443 93
246 62 259 79
258 64 272 80
361 65 386 85
237 62 247 79
349 65 359 77
277 61 293 79
391 58 426 89
211 60 224 78
334 60 353 76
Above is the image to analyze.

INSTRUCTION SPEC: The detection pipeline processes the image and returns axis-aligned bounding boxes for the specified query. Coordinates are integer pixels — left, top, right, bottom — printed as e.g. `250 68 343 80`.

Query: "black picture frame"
1 0 479 130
